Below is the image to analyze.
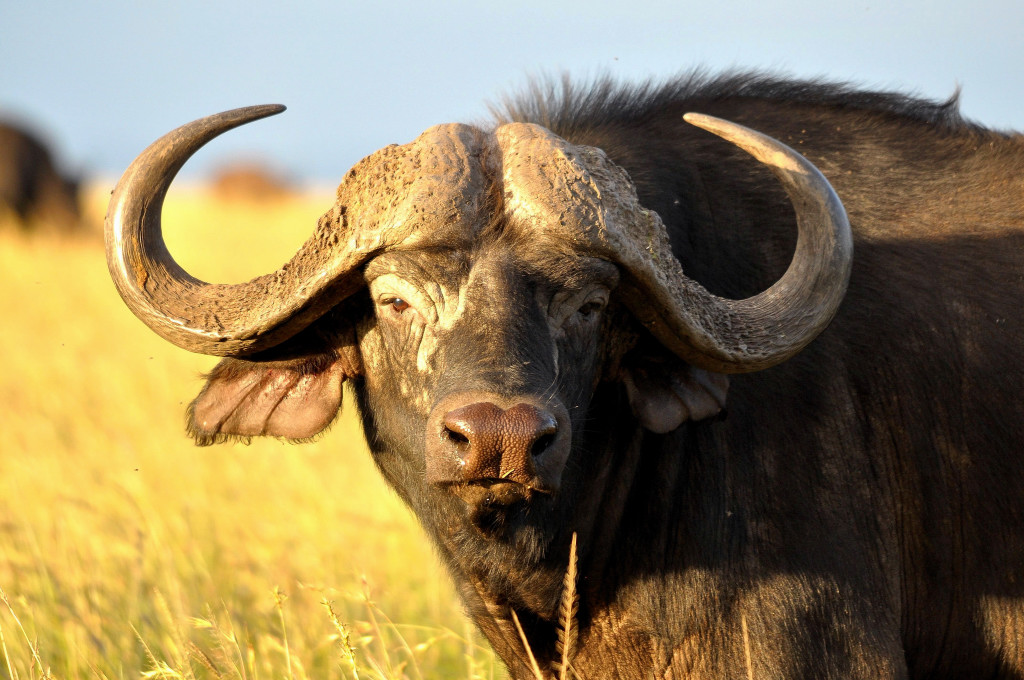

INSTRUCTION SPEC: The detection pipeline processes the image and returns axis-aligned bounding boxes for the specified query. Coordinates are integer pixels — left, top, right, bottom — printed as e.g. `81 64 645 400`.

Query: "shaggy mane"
492 69 977 137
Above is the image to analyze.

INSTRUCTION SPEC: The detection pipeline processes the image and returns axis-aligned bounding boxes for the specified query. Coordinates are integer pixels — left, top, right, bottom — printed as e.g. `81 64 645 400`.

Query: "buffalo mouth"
451 480 547 536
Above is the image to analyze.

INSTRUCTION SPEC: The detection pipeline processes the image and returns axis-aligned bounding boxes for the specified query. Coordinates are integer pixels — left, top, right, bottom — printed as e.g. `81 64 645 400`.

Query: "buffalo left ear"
620 355 729 434
187 311 362 446
187 355 353 446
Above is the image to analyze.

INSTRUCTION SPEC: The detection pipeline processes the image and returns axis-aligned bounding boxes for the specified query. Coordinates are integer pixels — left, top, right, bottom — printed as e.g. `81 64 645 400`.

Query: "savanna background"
2 0 1022 677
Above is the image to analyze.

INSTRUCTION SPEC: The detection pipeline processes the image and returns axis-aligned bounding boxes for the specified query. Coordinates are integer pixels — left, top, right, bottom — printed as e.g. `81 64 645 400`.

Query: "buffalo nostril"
443 427 470 449
531 431 557 458
443 410 486 453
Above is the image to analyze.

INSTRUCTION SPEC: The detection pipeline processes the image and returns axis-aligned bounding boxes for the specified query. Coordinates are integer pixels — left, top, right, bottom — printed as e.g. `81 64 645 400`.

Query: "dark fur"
474 71 1024 678
0 120 80 229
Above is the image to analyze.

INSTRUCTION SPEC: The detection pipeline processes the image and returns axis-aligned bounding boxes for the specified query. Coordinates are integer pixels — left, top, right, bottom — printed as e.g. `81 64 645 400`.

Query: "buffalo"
0 119 80 230
104 72 1024 679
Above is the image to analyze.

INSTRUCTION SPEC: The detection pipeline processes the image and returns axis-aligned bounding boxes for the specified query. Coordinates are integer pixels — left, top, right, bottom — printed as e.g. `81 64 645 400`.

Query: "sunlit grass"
0 185 504 679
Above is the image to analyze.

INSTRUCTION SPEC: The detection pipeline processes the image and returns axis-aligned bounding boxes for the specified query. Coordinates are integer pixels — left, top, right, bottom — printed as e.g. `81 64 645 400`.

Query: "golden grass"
0 185 504 679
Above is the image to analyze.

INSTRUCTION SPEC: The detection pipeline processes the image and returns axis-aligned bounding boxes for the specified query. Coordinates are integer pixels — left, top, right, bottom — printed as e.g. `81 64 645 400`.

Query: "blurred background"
1 1 1021 677
3 0 1023 188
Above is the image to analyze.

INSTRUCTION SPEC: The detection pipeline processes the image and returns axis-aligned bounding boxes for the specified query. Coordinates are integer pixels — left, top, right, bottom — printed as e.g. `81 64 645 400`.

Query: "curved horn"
105 105 368 356
494 117 852 374
638 113 853 372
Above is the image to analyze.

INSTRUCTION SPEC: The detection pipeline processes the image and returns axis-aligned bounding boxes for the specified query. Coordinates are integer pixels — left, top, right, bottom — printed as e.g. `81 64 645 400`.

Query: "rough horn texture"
105 111 488 356
109 112 848 372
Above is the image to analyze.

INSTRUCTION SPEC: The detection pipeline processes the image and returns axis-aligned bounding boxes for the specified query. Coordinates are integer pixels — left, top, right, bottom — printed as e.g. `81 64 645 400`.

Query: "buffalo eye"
387 297 412 314
383 297 423 324
375 294 417 319
573 291 609 322
577 300 604 318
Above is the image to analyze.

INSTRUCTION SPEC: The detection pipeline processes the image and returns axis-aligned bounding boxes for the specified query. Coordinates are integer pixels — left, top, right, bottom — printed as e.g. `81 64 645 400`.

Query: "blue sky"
2 0 1022 182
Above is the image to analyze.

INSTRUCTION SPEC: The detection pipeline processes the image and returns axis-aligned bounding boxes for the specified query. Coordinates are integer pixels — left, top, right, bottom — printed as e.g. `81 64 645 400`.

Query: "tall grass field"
0 185 505 679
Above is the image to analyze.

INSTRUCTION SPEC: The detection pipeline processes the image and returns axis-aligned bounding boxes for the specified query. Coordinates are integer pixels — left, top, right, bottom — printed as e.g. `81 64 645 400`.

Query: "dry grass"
554 534 578 680
0 184 504 679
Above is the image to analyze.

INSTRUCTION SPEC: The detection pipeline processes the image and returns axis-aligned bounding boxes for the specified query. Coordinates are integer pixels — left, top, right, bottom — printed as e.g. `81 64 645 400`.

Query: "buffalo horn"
620 114 854 373
495 116 852 374
104 105 365 356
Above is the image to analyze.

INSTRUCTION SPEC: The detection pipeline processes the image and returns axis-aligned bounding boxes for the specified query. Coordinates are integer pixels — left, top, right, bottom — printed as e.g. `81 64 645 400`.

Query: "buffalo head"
105 105 850 613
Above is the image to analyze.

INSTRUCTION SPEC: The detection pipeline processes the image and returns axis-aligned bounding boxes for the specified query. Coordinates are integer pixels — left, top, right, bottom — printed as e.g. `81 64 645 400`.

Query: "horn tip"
683 112 738 139
248 103 287 118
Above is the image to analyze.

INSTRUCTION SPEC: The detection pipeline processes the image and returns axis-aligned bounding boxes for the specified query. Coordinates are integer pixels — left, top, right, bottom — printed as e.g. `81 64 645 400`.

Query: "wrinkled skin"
359 226 622 603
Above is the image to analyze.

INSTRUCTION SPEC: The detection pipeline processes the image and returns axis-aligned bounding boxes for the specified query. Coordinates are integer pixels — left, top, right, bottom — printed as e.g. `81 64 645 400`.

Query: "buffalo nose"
442 402 558 484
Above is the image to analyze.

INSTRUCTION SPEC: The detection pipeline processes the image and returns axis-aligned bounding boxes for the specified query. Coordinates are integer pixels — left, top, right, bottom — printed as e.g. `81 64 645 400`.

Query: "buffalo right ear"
187 354 354 446
619 353 729 434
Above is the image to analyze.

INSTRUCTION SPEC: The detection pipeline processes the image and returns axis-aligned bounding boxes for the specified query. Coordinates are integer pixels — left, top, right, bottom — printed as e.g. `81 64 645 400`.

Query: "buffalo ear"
188 350 357 446
620 354 729 434
187 311 362 446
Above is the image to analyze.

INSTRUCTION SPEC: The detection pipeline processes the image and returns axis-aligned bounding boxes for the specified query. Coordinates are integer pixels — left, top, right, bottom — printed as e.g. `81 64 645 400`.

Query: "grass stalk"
321 598 360 680
0 587 51 680
742 613 753 680
509 609 544 680
555 533 579 680
272 587 294 680
0 604 20 680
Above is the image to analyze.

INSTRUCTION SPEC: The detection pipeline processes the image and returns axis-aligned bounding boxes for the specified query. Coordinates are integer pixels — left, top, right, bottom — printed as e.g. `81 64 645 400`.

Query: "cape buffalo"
0 119 80 229
104 72 1024 679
